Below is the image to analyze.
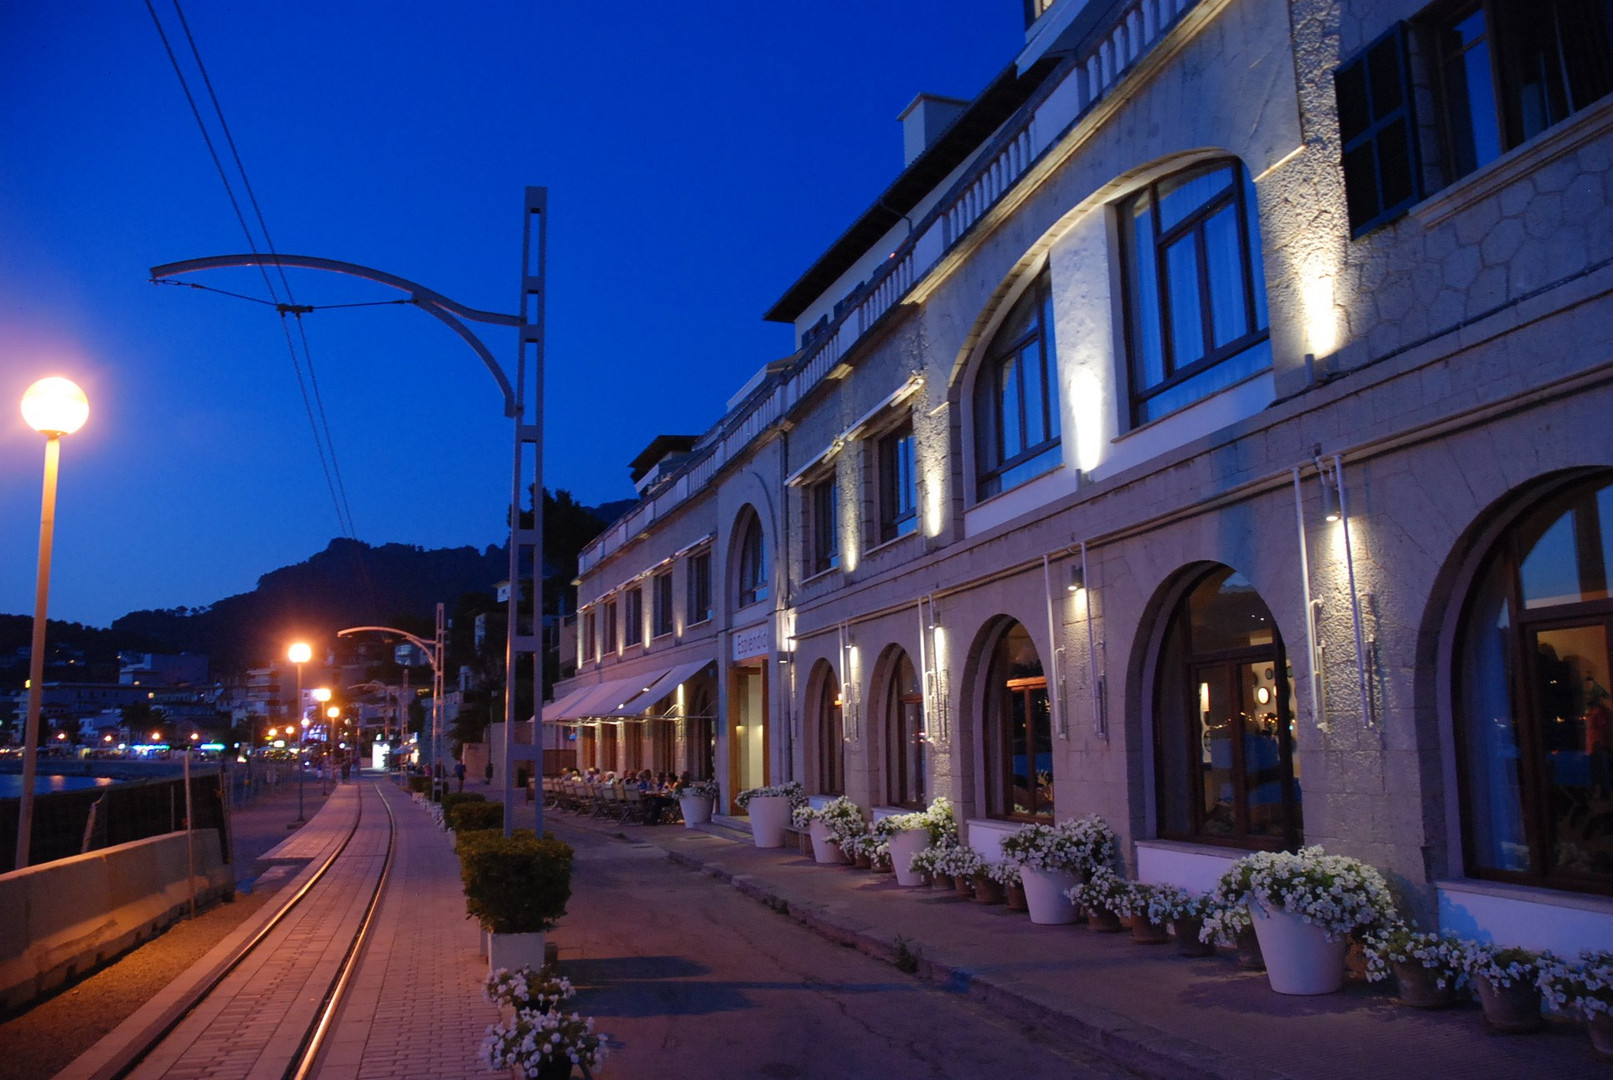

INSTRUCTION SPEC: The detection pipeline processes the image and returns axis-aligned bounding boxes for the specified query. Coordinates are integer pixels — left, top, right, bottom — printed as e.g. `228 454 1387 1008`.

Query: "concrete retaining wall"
0 830 234 1011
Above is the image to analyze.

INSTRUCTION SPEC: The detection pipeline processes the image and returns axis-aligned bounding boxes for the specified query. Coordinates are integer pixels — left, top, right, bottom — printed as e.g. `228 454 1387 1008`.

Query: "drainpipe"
1042 554 1068 739
1331 454 1374 729
1080 541 1106 740
1291 466 1326 733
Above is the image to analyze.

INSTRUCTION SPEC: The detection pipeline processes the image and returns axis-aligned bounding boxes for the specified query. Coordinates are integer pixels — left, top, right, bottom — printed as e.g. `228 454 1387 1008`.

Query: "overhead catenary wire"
145 0 358 540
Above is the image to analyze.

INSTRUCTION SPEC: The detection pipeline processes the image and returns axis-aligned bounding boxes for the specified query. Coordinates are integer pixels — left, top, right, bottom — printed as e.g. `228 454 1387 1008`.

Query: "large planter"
1250 905 1347 995
1474 974 1543 1034
488 930 545 976
747 795 791 848
1589 1012 1613 1057
679 794 714 827
888 828 930 887
1392 960 1456 1009
1020 867 1080 925
808 820 843 864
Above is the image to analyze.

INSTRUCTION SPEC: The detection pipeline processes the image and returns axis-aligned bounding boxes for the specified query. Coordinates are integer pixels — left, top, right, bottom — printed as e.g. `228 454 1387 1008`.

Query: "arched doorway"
879 648 924 808
1455 471 1613 893
1153 565 1300 849
980 621 1052 821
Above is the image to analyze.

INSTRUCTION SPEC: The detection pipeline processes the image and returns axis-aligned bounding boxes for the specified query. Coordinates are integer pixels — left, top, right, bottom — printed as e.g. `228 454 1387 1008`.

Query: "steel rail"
95 783 394 1080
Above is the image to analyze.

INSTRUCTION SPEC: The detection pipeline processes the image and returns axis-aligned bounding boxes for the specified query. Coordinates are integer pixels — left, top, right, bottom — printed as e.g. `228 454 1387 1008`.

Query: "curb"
662 844 1286 1080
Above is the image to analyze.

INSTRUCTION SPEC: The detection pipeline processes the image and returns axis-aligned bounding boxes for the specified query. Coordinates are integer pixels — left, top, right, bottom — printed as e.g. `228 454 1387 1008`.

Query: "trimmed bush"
449 800 505 832
457 828 573 934
442 791 487 820
406 775 432 795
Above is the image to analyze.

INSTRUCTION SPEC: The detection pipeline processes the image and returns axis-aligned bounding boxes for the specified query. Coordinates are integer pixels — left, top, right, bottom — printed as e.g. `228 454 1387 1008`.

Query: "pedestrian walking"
455 758 467 793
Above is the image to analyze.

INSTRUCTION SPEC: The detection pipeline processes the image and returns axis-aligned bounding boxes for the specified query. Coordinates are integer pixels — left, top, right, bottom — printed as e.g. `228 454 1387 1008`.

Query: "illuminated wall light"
1302 272 1339 359
924 462 946 537
1070 368 1106 475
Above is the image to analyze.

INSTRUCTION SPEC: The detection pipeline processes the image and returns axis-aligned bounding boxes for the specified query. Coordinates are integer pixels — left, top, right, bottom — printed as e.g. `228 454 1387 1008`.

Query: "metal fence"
0 770 228 870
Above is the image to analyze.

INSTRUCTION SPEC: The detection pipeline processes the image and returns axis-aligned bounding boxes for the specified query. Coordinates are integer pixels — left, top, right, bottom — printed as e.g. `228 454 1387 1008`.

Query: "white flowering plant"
1141 883 1210 925
999 815 1117 876
1540 950 1613 1016
908 842 950 877
1217 846 1397 942
1112 880 1171 921
791 803 820 828
1460 941 1548 990
935 844 984 880
1359 923 1469 990
840 832 890 865
484 967 575 1012
816 795 867 844
481 1008 608 1076
1066 868 1131 914
679 778 720 801
734 780 805 811
873 796 959 846
987 858 1022 887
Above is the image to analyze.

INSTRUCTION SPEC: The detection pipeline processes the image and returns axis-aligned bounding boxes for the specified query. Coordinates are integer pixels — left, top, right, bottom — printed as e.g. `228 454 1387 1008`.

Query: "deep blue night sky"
0 2 1021 627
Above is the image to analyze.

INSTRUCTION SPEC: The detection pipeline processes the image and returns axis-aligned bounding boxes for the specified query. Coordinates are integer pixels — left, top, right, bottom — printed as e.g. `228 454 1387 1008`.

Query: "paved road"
547 820 1146 1079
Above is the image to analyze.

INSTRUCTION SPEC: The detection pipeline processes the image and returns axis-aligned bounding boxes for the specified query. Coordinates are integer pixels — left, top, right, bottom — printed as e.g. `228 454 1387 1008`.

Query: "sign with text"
732 624 772 662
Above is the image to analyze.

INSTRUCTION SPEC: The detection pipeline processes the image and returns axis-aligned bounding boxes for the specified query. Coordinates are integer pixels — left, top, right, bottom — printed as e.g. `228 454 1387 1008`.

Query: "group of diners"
544 767 689 824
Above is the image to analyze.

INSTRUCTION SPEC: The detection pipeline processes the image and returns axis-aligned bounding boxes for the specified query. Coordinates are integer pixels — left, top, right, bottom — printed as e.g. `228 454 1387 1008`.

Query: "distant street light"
339 608 445 800
288 641 312 827
15 375 89 870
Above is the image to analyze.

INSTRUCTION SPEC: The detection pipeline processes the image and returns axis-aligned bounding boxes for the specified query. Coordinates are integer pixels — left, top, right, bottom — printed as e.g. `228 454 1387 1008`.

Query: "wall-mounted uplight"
1317 459 1342 523
1067 564 1085 594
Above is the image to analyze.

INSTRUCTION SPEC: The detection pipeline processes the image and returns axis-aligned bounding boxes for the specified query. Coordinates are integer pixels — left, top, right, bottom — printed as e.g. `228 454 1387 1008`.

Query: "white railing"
577 0 1199 575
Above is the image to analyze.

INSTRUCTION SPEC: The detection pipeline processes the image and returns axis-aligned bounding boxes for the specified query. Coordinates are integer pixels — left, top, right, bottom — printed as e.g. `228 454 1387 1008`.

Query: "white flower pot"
1250 904 1346 995
679 794 713 827
808 819 842 864
487 930 545 976
1020 867 1080 925
747 795 791 848
888 828 930 887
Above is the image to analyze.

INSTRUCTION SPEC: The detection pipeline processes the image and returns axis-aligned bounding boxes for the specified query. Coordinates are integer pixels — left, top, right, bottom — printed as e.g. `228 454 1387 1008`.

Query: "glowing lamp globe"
21 377 89 436
288 642 312 664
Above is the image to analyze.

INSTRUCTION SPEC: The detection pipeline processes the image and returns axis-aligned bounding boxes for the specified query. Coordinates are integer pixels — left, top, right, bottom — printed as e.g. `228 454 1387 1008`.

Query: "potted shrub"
736 781 806 848
875 796 956 887
1542 950 1613 1055
1362 923 1467 1008
1067 869 1128 933
1001 816 1115 925
937 845 984 898
1215 846 1396 995
484 967 579 1017
677 778 720 827
813 795 864 864
1202 873 1263 969
456 828 574 974
1463 942 1548 1034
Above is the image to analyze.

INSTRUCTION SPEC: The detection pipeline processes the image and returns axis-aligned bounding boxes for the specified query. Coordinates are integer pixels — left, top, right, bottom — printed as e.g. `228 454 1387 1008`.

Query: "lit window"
624 588 643 647
807 475 840 576
1119 160 1271 426
652 571 674 638
877 421 918 543
975 272 1061 498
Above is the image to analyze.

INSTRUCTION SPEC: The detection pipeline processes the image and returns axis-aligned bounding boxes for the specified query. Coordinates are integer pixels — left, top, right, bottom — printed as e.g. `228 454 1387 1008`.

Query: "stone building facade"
551 0 1613 951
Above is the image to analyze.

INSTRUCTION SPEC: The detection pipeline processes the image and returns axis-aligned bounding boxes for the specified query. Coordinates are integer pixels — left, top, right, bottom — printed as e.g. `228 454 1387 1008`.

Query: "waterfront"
0 774 117 798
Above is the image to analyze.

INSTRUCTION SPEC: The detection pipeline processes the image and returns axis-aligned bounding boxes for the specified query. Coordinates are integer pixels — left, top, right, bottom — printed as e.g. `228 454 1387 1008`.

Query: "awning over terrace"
607 659 714 718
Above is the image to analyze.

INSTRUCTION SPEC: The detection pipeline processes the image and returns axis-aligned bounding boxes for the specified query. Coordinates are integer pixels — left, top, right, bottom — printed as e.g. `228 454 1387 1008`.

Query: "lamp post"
339 606 445 799
14 376 89 871
326 705 342 784
288 641 312 826
312 688 332 793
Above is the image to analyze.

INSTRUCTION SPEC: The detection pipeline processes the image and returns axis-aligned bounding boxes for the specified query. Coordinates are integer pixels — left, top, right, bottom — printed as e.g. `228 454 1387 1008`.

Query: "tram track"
78 781 399 1080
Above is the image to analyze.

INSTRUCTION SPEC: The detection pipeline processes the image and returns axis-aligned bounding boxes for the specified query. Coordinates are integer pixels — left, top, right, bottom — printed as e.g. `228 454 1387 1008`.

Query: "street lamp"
338 607 445 799
288 641 312 826
15 376 89 870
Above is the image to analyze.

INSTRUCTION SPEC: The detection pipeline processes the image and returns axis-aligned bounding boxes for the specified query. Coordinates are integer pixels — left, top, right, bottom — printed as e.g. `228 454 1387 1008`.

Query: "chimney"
899 93 969 166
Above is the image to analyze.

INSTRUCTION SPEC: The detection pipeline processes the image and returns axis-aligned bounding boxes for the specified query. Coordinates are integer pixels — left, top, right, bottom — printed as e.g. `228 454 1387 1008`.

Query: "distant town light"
288 642 313 665
20 376 89 436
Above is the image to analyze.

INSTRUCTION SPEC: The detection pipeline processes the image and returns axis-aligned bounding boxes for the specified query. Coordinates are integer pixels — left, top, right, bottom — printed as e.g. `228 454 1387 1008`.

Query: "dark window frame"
603 600 618 656
736 515 769 609
580 610 596 663
974 272 1062 499
652 570 674 638
1118 159 1272 428
806 474 840 577
815 667 845 796
883 651 925 810
687 551 712 626
623 587 643 647
876 418 918 544
1335 21 1424 235
982 623 1054 823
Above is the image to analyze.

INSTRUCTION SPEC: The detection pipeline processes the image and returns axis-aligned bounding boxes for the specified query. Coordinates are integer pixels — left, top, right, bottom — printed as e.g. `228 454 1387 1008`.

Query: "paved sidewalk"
559 812 1608 1080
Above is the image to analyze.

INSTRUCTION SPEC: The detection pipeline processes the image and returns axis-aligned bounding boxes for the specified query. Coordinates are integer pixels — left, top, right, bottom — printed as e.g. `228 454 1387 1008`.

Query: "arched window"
1119 159 1270 426
1457 473 1613 893
882 650 924 808
1154 567 1301 849
974 271 1061 499
735 511 768 608
812 663 844 795
982 622 1052 821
